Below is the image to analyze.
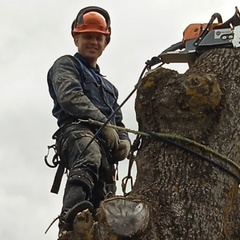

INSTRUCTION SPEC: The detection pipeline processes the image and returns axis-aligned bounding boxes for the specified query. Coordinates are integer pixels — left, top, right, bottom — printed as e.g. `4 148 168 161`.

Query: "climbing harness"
45 113 240 195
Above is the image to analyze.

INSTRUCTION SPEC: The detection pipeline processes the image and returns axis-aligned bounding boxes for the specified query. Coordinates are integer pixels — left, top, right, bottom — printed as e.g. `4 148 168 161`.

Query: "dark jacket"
47 53 129 140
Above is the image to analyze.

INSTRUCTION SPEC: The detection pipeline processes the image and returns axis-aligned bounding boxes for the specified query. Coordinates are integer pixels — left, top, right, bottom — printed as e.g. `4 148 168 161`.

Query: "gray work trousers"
56 123 115 212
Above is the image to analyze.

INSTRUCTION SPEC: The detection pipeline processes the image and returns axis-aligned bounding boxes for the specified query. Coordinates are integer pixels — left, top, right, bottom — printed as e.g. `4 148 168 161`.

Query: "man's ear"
103 37 108 49
103 43 107 51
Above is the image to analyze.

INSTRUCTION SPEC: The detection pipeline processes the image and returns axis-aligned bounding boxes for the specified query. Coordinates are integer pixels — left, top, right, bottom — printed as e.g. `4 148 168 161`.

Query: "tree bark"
62 48 240 240
131 48 240 239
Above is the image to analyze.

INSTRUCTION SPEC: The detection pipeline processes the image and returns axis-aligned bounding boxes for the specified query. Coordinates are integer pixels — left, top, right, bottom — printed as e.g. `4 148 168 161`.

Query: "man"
47 6 130 238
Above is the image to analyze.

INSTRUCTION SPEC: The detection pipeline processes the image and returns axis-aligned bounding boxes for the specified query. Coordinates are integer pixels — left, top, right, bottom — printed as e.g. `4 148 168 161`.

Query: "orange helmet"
71 6 111 43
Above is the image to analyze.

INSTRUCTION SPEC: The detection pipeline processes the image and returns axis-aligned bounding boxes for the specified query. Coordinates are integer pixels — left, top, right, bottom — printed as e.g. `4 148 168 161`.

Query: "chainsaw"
149 6 240 67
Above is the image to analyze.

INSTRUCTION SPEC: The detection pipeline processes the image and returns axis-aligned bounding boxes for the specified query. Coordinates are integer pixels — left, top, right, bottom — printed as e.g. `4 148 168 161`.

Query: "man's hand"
100 126 119 150
113 139 131 161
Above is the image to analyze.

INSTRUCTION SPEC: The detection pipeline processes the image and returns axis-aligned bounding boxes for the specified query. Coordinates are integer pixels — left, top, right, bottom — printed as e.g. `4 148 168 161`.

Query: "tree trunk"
131 48 240 239
62 48 240 240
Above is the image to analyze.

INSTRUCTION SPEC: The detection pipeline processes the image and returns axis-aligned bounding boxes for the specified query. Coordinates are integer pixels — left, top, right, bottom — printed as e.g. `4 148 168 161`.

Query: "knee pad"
67 168 94 196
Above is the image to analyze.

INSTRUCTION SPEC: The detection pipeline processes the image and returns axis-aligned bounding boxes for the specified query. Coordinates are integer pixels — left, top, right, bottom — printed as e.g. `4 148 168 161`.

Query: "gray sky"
0 0 238 239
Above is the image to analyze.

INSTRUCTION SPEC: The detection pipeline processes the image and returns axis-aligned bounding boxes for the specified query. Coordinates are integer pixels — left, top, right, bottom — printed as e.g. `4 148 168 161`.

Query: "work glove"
113 139 131 161
100 126 119 150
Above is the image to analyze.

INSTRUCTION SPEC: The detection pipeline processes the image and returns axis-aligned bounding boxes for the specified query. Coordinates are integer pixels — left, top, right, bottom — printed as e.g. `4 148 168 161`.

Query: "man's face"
74 32 107 66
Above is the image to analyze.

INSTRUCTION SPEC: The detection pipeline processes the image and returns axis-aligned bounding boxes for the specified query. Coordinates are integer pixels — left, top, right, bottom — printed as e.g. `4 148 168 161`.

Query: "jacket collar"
74 52 101 74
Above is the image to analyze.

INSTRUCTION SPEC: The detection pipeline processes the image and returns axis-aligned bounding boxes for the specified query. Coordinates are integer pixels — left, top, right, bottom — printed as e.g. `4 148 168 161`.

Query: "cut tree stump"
68 196 149 240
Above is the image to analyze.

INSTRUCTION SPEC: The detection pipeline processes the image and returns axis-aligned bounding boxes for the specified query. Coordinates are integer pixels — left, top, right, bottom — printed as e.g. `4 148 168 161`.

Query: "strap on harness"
44 142 65 194
51 161 65 194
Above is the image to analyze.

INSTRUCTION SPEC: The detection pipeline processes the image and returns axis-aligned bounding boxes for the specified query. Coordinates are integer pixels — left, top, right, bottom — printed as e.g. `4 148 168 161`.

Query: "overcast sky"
1 0 239 239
